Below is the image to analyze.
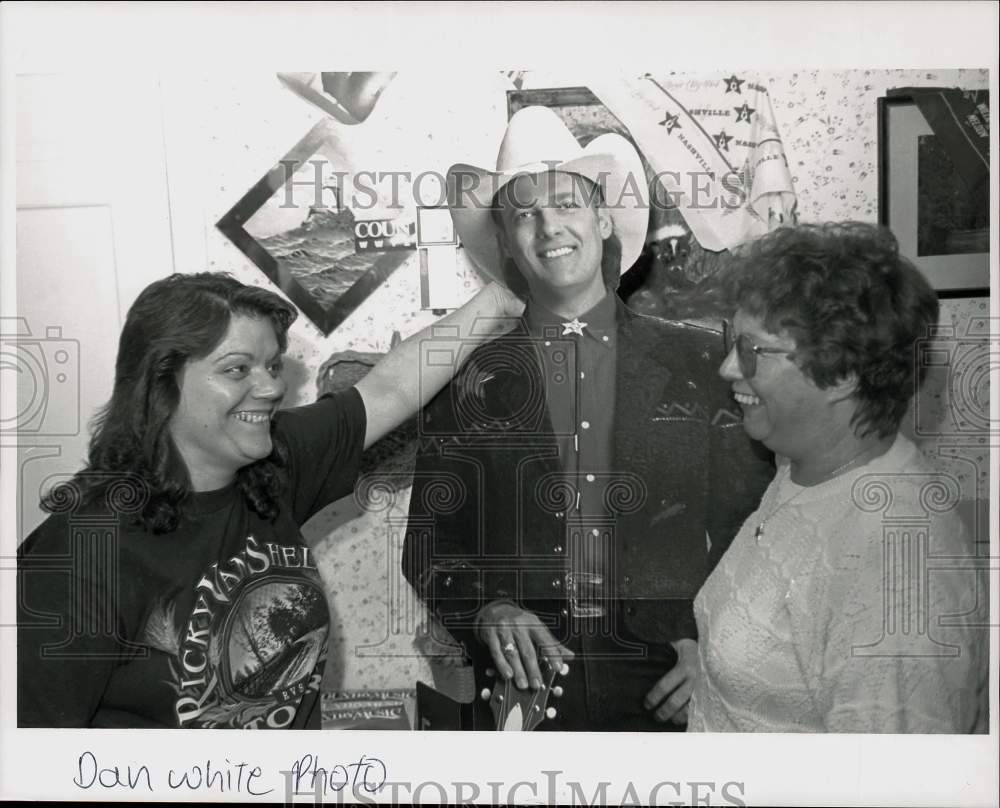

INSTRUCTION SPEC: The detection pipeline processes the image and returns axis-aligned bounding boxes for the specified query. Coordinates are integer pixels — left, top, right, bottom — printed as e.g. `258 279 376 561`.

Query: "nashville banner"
586 72 798 252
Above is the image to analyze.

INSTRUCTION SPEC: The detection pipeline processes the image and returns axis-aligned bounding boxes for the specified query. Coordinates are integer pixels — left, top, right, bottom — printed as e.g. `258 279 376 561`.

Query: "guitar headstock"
479 658 568 731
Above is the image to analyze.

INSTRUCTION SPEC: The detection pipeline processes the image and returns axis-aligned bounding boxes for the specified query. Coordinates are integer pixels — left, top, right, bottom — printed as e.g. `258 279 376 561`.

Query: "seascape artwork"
253 206 371 312
218 130 413 336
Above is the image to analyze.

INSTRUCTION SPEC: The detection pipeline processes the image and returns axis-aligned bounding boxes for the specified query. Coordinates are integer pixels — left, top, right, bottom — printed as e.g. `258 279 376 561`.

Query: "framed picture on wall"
216 119 413 336
877 92 990 298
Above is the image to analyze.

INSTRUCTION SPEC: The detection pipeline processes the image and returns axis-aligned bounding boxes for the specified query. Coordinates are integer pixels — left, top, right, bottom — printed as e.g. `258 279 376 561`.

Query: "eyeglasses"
723 320 795 379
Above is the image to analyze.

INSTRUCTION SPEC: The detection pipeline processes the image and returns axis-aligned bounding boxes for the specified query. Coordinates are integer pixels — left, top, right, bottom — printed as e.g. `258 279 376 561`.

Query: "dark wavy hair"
730 222 939 439
41 273 299 533
490 174 623 298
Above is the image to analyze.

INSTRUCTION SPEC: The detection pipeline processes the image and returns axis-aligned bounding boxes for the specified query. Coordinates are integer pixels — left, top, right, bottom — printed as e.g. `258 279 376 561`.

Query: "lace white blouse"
689 434 987 733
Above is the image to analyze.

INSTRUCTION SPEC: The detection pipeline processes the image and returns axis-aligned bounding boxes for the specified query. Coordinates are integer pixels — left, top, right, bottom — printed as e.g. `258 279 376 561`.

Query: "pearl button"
551 578 562 588
602 335 609 342
554 545 564 553
585 474 595 482
581 420 590 429
591 528 600 537
580 371 586 379
544 340 551 347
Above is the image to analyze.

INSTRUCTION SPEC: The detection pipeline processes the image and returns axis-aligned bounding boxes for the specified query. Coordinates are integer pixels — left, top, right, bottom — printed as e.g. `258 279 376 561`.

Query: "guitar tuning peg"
545 707 557 720
559 663 570 676
485 668 495 678
480 688 491 701
552 685 564 698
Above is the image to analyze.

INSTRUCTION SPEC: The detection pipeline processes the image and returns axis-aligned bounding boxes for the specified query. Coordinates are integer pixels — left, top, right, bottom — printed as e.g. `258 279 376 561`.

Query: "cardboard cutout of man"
403 106 773 730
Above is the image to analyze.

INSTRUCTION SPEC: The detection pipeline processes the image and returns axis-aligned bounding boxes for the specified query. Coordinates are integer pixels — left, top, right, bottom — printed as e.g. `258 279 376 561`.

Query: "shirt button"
581 420 590 430
590 528 600 537
602 335 609 342
555 511 565 519
551 578 562 589
544 340 551 347
585 474 595 483
554 545 564 554
561 608 569 617
443 576 453 588
623 575 632 585
580 371 586 379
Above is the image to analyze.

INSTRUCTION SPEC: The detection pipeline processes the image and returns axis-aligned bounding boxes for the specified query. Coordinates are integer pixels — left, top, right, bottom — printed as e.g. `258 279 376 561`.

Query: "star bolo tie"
562 318 587 336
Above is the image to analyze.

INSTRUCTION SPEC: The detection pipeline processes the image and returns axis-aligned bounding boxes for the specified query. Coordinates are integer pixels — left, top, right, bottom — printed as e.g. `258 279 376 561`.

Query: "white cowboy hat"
447 105 649 282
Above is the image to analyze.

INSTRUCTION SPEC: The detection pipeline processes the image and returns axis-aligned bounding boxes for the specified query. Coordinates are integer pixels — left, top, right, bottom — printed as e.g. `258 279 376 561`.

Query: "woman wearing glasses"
688 222 986 733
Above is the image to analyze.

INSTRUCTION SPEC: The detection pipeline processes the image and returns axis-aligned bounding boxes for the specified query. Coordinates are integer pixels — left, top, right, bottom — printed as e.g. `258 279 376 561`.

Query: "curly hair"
730 222 939 439
41 273 299 533
490 173 623 297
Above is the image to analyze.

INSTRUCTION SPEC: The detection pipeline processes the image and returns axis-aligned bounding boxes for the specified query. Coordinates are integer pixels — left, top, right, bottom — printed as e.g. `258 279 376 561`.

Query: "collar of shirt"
523 290 618 350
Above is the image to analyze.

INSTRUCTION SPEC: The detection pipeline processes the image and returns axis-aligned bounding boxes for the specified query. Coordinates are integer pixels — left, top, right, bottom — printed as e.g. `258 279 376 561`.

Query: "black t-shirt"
17 390 366 728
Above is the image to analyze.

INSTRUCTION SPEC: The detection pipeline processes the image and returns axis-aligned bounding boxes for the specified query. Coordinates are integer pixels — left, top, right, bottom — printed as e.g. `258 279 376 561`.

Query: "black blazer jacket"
403 301 773 650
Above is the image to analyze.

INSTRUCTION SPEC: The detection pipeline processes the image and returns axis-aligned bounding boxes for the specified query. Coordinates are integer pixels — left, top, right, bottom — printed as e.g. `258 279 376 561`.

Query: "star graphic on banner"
734 102 756 123
723 74 745 94
714 130 734 152
658 112 681 134
562 318 587 336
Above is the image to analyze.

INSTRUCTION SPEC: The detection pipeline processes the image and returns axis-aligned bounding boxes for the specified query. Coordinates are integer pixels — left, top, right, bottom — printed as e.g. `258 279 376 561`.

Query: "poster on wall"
216 117 416 336
217 71 509 334
878 89 990 297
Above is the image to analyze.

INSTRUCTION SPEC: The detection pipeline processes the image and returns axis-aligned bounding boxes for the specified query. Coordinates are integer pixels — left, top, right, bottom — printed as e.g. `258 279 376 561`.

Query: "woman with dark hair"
17 272 522 728
688 222 987 733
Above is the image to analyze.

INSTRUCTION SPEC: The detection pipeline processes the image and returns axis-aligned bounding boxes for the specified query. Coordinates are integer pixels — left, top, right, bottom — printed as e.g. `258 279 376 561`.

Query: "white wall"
12 72 175 537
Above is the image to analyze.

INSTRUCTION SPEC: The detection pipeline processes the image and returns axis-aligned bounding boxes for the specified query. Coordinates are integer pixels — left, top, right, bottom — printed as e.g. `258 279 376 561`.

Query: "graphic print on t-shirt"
144 533 328 728
226 580 326 700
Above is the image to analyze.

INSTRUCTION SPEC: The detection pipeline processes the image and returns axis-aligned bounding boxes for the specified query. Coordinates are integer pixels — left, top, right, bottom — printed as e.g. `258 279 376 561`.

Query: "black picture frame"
877 94 990 299
216 120 412 335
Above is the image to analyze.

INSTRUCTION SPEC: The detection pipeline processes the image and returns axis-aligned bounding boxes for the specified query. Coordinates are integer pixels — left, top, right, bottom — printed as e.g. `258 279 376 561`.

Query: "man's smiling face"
496 171 612 304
